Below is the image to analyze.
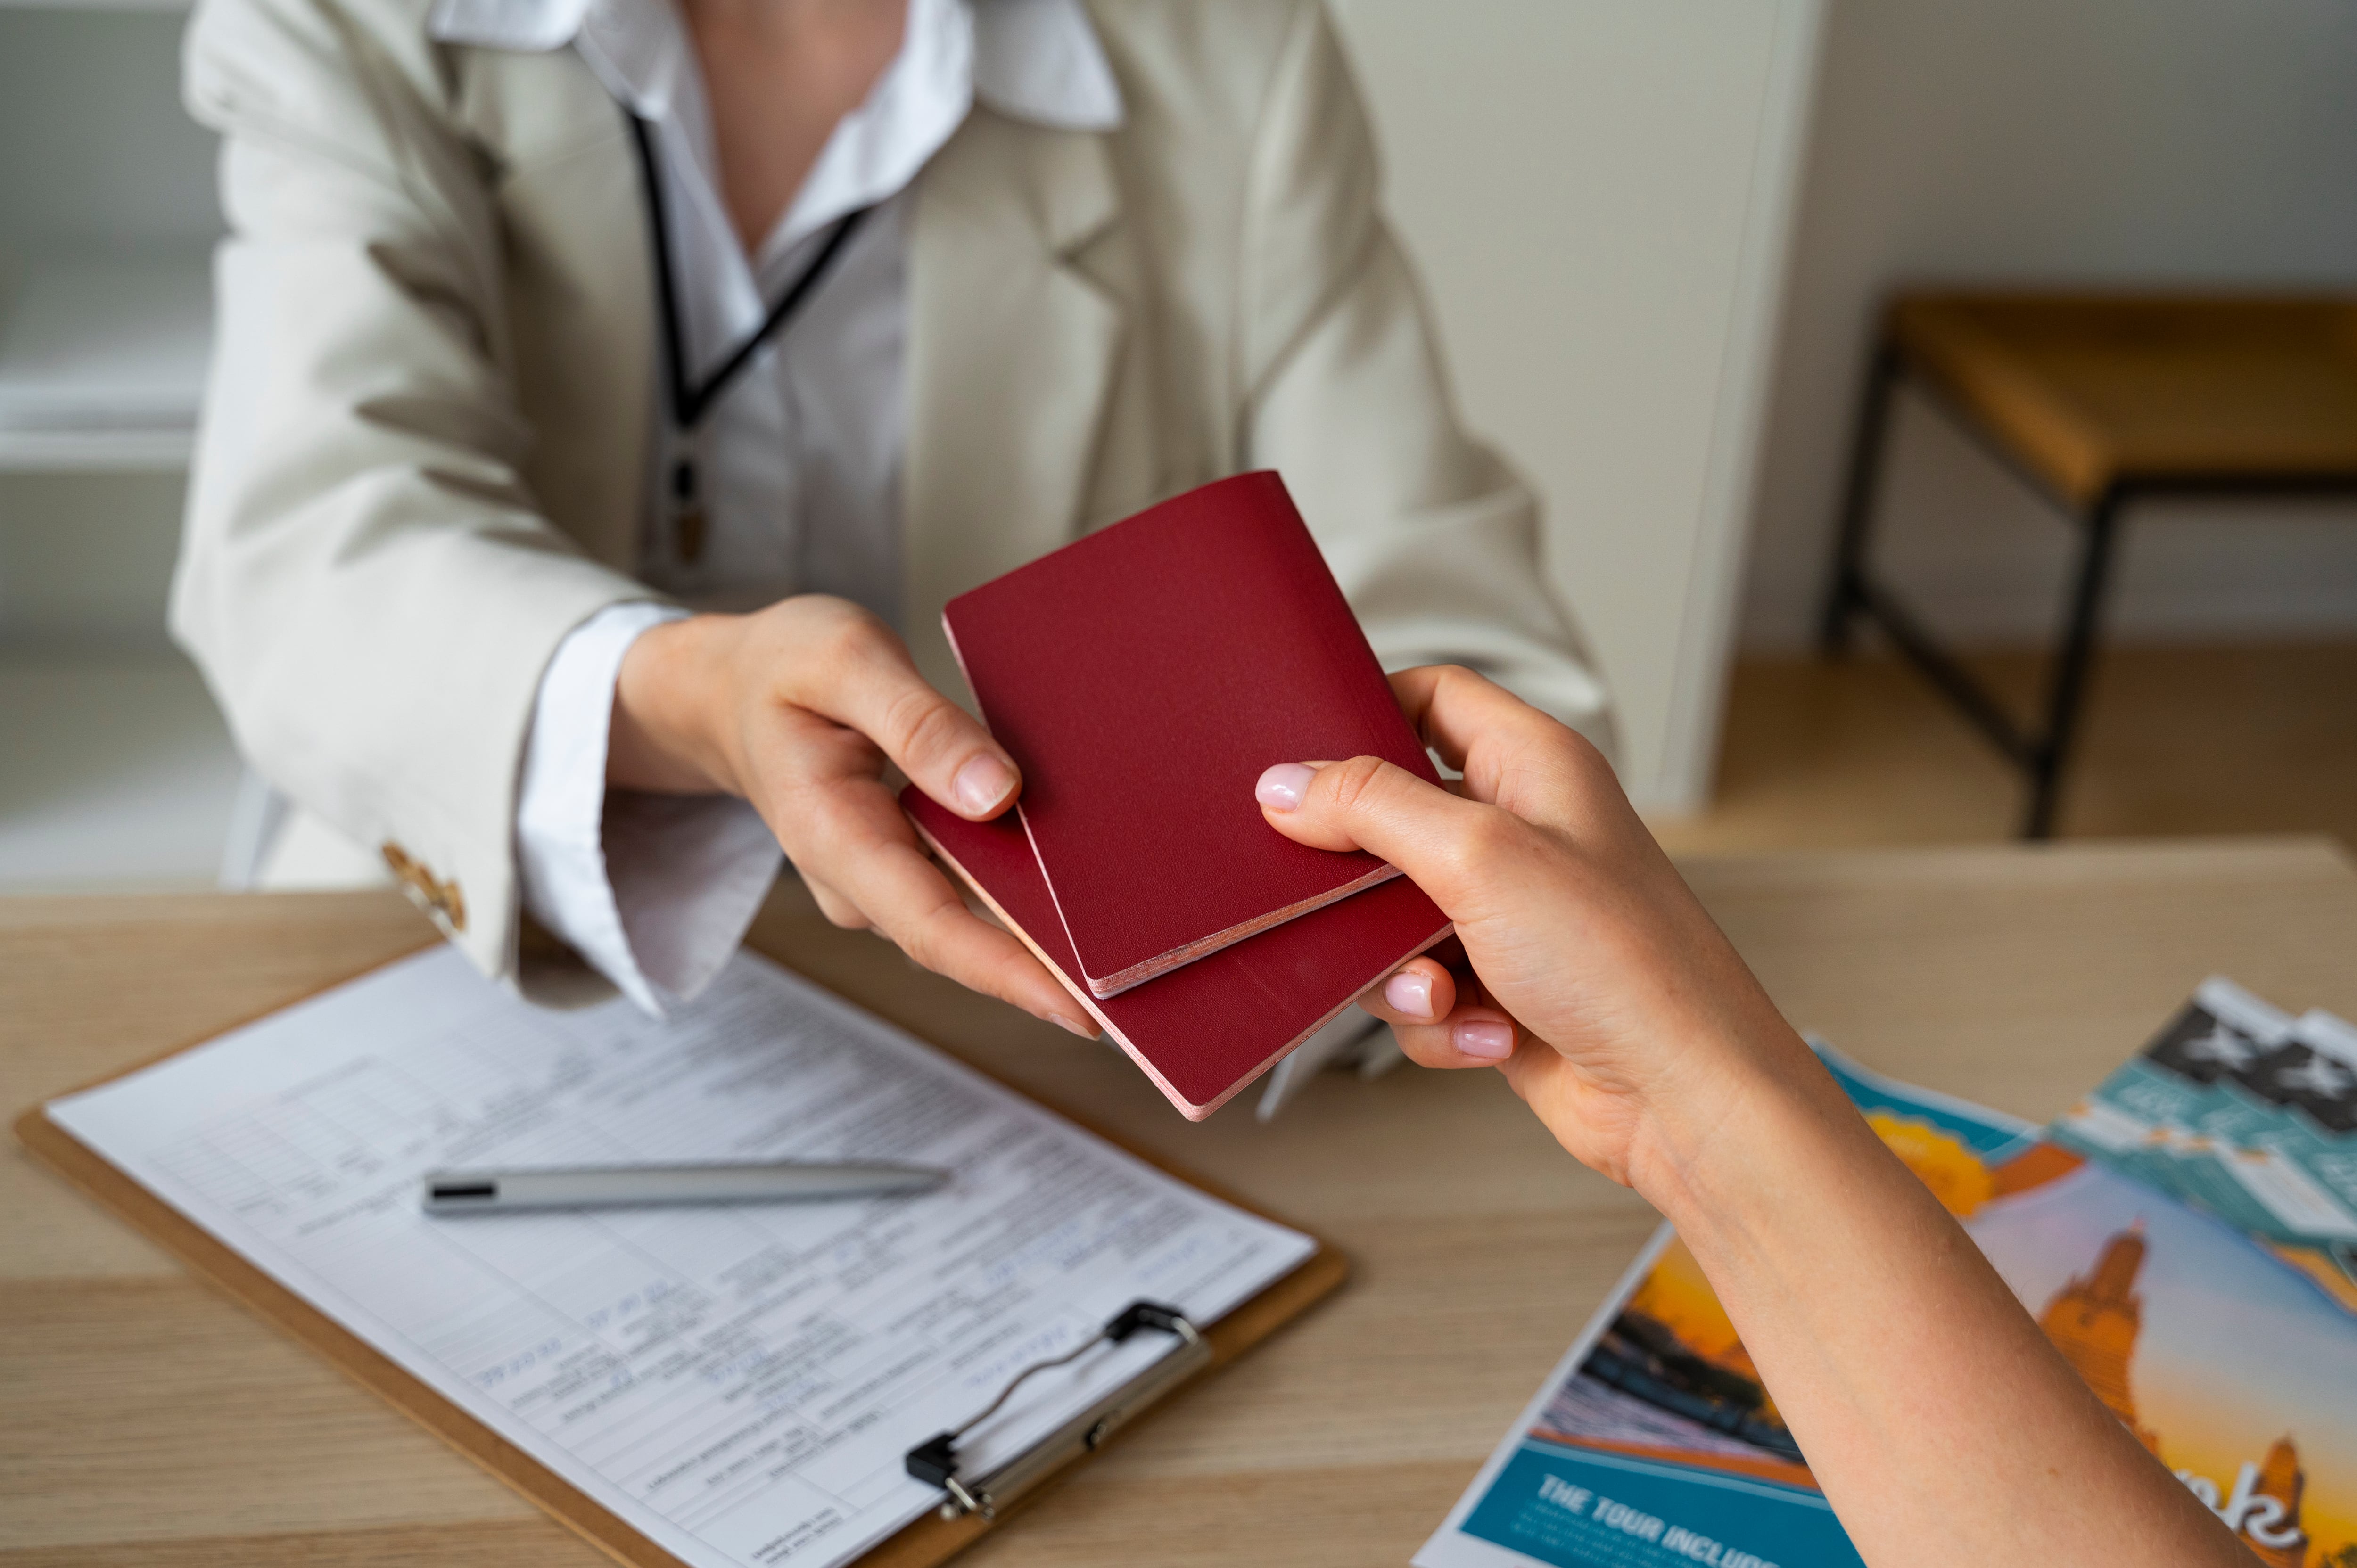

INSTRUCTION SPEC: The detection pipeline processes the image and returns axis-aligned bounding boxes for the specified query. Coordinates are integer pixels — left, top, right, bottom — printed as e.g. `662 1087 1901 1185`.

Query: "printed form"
48 947 1314 1568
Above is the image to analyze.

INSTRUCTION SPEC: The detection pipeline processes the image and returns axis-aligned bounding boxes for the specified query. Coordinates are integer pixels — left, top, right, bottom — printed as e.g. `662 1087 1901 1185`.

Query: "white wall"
1741 0 2357 653
1328 0 1821 813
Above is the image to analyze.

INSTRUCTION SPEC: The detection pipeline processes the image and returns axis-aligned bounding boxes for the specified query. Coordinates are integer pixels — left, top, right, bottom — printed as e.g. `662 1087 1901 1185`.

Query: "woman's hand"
1257 665 2247 1568
1255 664 1826 1191
608 596 1096 1038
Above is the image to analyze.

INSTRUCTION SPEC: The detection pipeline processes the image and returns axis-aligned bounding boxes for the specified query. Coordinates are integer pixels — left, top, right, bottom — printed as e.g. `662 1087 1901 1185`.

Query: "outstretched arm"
1252 666 2243 1568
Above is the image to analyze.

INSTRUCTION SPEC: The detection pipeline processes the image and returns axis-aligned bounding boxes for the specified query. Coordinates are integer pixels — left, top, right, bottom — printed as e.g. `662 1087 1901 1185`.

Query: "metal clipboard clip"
904 1299 1209 1520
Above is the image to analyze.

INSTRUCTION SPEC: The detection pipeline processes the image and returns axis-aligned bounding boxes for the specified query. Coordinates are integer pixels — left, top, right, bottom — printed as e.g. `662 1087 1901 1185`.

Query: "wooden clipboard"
15 947 1350 1568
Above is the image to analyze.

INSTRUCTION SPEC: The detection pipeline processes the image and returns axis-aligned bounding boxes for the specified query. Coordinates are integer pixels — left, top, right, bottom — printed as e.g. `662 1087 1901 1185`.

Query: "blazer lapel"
465 48 658 575
902 109 1127 702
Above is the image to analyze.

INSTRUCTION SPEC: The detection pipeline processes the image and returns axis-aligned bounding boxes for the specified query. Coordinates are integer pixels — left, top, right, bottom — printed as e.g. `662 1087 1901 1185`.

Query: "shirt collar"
426 0 1125 133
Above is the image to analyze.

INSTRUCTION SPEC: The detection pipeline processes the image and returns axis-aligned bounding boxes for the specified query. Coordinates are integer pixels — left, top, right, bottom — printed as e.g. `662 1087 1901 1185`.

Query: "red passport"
904 787 1451 1119
942 471 1442 998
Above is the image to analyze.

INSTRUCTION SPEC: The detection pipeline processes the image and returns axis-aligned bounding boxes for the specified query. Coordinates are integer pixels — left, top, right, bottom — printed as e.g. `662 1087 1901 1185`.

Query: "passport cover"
904 787 1451 1120
942 471 1442 998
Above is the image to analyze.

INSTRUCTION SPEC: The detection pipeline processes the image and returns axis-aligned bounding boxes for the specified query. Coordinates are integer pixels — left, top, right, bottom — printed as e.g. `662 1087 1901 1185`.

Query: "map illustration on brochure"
1417 991 2357 1568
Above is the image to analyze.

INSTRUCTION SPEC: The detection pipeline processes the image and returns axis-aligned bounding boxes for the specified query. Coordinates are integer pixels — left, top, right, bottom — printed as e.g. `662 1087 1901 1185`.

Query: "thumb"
808 619 1023 821
1253 755 1500 909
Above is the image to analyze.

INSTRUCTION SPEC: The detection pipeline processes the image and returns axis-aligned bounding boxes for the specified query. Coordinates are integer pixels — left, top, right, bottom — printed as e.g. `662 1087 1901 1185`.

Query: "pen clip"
903 1298 1206 1520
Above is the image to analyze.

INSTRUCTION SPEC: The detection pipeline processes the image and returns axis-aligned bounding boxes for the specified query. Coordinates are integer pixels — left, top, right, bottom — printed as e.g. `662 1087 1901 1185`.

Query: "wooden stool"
1820 294 2357 837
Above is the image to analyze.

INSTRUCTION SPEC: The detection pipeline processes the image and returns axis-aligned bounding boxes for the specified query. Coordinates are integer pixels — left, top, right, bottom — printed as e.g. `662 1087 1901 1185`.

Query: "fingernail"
1255 763 1317 813
953 754 1016 815
1384 969 1435 1019
1050 1013 1099 1040
1454 1019 1516 1060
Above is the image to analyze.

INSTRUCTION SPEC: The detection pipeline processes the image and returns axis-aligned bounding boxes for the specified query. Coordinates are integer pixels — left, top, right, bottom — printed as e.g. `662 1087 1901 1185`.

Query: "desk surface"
7 837 2357 1568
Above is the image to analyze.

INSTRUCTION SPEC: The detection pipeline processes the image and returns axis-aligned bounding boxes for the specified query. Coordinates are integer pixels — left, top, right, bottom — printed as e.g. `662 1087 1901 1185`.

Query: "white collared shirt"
426 0 1122 1013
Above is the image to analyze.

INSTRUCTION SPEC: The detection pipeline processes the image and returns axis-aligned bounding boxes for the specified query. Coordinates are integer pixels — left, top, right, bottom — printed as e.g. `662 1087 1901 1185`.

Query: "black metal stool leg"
2021 490 2125 839
1819 343 1904 657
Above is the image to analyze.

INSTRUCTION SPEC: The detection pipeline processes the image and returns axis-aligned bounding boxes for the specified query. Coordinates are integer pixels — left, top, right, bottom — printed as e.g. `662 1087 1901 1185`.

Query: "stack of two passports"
904 473 1453 1119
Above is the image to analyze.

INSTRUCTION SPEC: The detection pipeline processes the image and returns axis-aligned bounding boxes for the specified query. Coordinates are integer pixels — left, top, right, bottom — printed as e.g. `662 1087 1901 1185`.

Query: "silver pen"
421 1160 949 1215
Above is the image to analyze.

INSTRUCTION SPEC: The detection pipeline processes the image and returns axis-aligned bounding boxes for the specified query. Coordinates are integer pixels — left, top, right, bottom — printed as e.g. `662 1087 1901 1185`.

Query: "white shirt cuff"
516 601 783 1015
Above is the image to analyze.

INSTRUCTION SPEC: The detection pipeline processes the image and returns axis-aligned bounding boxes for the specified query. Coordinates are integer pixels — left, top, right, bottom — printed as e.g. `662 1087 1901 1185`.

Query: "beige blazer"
172 0 1613 993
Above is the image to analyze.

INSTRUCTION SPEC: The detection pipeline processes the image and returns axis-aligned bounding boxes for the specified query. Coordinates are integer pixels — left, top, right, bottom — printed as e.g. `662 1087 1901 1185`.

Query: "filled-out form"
47 948 1316 1568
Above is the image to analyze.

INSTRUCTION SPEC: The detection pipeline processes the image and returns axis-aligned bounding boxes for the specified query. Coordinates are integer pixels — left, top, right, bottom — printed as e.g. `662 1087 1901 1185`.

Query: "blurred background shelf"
0 426 194 470
0 651 241 891
0 246 209 472
1 3 234 892
0 0 191 12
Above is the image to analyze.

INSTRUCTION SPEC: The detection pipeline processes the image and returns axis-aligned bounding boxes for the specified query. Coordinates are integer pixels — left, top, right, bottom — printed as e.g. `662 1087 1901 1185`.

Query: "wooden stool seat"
1823 291 2357 837
1891 296 2357 506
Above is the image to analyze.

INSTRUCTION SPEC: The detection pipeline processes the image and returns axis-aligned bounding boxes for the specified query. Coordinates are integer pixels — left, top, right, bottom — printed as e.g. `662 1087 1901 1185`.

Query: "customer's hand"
1254 665 1828 1191
609 597 1095 1038
1261 667 2249 1568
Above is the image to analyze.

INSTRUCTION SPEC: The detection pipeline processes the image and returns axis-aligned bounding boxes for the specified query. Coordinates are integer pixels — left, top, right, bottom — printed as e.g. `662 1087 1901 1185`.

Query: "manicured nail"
1049 1012 1099 1040
1454 1019 1516 1060
953 754 1016 815
1384 969 1435 1019
1255 763 1317 813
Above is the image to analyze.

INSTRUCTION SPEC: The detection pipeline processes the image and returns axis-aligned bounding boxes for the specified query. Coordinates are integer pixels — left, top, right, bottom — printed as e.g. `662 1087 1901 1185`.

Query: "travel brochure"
1416 980 2357 1568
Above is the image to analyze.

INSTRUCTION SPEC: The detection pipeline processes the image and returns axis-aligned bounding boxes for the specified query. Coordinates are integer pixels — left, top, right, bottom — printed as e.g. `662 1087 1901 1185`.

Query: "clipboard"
15 949 1350 1568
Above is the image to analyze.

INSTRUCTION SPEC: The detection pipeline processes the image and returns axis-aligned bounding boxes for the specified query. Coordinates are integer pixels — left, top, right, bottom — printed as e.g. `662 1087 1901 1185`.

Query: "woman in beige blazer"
172 0 1611 1024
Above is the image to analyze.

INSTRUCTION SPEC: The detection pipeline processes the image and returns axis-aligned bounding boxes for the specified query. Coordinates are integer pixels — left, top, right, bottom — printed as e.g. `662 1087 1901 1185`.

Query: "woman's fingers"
793 605 1022 821
856 841 1098 1037
1385 665 1617 827
1384 665 1544 761
1389 1010 1525 1068
765 745 1094 1036
1378 1011 1525 1069
1378 1010 1527 1070
1359 955 1525 1069
1357 955 1457 1028
1255 754 1517 911
805 874 869 930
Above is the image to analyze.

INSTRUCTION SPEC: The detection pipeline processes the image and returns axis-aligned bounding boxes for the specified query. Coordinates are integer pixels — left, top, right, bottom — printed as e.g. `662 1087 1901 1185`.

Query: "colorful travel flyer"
2049 977 2357 1312
1416 1010 2357 1568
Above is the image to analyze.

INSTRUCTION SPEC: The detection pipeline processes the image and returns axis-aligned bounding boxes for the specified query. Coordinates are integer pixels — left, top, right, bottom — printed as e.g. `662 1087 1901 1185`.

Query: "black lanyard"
627 114 872 562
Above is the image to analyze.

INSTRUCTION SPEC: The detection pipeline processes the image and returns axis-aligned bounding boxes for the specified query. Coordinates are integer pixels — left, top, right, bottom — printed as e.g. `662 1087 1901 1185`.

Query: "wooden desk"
8 837 2357 1568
